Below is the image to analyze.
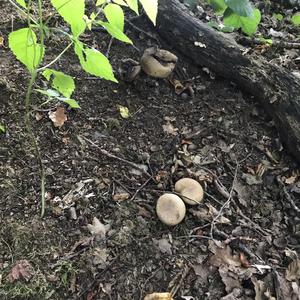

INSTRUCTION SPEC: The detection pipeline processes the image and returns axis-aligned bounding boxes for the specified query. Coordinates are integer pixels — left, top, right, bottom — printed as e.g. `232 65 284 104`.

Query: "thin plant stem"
24 0 46 217
37 42 73 72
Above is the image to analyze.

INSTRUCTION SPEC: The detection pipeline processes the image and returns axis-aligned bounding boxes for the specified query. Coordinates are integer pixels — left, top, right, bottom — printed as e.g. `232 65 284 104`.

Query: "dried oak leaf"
219 265 254 293
162 122 178 136
87 217 109 240
92 247 109 267
112 192 130 202
209 241 241 267
286 259 300 281
48 107 67 128
156 238 172 255
251 277 276 300
8 260 34 283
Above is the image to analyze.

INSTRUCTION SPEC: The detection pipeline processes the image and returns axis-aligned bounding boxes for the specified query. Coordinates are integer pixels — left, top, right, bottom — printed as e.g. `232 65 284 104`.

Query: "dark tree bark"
156 0 300 163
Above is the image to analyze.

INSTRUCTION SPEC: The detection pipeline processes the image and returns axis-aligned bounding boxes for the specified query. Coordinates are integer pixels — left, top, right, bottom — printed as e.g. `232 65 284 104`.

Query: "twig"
105 37 114 58
210 163 239 239
81 136 151 177
1 237 14 263
76 256 119 299
277 176 300 214
138 267 162 300
130 177 153 201
127 20 160 42
234 204 273 242
238 37 300 49
170 265 190 297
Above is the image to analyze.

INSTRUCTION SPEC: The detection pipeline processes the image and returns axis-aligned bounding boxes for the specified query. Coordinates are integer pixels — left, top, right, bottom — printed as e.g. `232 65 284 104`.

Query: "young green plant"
8 0 158 217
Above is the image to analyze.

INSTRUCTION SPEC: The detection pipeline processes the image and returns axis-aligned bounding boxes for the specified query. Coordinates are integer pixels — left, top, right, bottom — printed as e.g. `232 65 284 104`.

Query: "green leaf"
16 0 27 8
63 99 80 108
42 69 75 98
0 124 5 133
50 0 86 37
139 0 158 25
74 40 117 82
104 3 124 31
8 28 44 72
96 0 106 5
225 0 253 17
224 8 261 36
291 12 300 26
97 21 132 44
208 0 227 15
125 0 139 14
259 37 273 45
113 0 128 6
273 13 284 21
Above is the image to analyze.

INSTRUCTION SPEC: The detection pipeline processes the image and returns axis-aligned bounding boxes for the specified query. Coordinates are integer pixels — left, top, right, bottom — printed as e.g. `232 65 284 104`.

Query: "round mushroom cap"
156 193 186 226
175 178 204 205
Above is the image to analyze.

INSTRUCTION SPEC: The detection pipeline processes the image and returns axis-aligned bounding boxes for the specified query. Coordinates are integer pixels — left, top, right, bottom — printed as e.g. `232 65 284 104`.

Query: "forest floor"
0 1 300 299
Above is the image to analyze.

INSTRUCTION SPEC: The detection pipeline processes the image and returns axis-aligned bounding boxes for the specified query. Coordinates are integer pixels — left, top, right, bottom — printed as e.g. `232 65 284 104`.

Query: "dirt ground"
1 1 300 299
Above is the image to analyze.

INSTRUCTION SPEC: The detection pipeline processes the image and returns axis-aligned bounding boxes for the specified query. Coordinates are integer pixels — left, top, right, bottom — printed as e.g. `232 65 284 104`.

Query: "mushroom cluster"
156 178 204 226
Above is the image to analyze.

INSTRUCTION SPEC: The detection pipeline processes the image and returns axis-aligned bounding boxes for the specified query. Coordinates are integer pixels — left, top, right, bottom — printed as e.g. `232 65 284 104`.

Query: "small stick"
130 177 153 201
210 163 239 239
126 20 160 42
277 176 300 214
81 136 151 177
105 37 114 58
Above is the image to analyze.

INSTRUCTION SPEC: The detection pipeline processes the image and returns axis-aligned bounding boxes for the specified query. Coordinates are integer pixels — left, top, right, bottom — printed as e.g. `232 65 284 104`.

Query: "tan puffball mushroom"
156 193 186 226
175 178 204 205
140 47 178 79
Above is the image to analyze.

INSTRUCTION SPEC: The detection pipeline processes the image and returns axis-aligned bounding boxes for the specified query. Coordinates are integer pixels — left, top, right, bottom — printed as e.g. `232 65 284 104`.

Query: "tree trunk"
156 0 300 163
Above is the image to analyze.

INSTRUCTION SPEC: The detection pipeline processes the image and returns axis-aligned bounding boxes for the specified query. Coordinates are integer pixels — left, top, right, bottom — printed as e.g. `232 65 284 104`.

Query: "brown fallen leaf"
0 36 4 47
112 192 130 202
219 264 254 294
286 259 300 281
252 277 276 300
144 292 173 300
35 112 43 121
209 241 241 267
162 122 178 136
8 260 34 283
87 217 109 240
92 247 109 268
240 252 251 268
70 237 93 252
48 107 67 128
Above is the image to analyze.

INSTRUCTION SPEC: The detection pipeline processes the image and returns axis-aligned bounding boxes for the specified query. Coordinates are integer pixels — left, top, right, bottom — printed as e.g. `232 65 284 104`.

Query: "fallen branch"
156 0 300 162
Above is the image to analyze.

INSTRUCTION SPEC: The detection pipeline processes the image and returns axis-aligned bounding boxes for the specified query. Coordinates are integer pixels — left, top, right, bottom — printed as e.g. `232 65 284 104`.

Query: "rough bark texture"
156 0 300 162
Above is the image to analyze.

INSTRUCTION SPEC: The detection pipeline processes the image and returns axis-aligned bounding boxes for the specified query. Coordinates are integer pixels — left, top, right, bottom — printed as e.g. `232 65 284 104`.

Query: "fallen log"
156 0 300 163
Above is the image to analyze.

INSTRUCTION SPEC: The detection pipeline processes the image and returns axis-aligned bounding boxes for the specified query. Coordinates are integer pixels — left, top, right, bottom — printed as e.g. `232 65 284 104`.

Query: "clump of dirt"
1 2 300 300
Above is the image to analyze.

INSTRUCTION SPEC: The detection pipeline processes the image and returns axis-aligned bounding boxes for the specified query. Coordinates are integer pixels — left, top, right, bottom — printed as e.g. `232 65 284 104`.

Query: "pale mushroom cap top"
156 193 186 226
175 178 204 205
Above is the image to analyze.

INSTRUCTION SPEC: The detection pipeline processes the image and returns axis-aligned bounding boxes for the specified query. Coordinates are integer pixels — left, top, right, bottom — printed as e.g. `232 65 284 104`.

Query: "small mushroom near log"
175 178 204 205
156 193 186 226
140 47 178 78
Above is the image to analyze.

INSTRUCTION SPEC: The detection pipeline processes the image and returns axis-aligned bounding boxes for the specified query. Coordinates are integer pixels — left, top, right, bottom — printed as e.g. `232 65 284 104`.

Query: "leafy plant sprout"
8 0 158 217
